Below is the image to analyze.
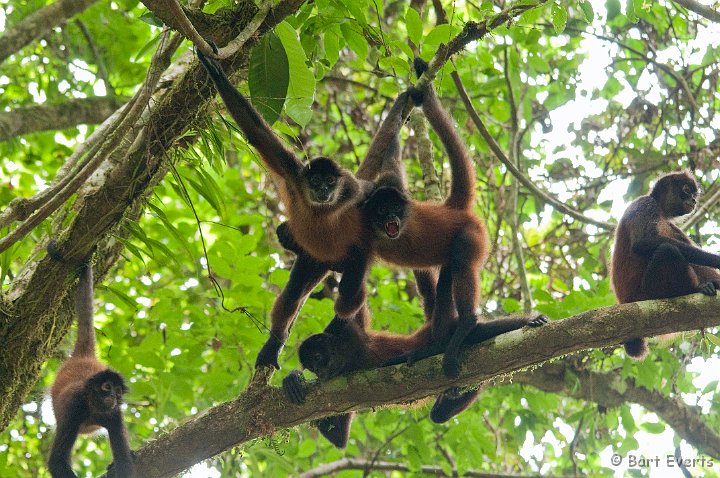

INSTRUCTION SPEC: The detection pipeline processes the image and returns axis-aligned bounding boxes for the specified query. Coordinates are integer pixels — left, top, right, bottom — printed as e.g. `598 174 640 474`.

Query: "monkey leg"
443 230 484 378
333 248 370 322
48 396 85 478
628 243 700 359
430 385 485 423
257 255 329 369
314 413 354 449
465 314 548 344
414 268 439 322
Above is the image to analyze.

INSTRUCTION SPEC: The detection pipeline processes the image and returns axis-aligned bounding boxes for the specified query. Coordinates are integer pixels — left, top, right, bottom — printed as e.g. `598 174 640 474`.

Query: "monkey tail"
73 262 96 358
624 338 648 359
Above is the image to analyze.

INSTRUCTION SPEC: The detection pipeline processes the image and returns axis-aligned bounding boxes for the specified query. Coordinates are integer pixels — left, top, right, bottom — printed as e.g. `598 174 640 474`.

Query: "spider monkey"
359 58 491 378
46 244 135 478
283 282 548 448
611 170 720 358
197 50 414 369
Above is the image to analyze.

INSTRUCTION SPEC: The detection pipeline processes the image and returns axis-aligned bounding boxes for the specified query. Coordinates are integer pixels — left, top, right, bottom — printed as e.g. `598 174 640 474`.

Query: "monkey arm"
105 413 136 478
356 91 412 182
48 400 84 478
631 226 720 268
282 370 309 404
197 51 303 180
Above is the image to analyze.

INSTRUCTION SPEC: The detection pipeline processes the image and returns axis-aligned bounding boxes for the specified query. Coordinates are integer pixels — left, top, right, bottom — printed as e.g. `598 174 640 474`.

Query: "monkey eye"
101 382 112 392
326 176 336 185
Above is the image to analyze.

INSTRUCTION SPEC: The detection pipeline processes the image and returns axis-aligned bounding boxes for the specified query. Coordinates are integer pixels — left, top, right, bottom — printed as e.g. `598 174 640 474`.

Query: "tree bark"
106 294 720 477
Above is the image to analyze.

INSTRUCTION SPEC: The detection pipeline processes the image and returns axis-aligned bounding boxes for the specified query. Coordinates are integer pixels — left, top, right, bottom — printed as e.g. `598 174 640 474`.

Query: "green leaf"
406 8 423 46
551 2 568 34
249 32 290 125
340 22 369 63
706 333 720 347
641 422 666 434
606 0 621 20
276 22 316 126
424 24 454 46
581 1 594 22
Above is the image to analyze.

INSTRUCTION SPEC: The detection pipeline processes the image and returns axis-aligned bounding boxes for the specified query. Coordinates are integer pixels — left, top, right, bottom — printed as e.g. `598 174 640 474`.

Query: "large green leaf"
249 32 290 125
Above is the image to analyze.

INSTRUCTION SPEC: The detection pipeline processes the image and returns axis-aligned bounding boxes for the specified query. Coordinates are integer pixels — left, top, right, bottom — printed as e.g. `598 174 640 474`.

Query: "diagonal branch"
0 0 99 64
0 97 126 143
673 0 720 23
112 294 720 477
516 362 720 459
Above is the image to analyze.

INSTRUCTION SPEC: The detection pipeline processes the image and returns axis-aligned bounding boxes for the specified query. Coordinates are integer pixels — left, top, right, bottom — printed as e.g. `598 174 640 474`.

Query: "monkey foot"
255 336 284 370
430 387 478 423
442 354 462 379
698 280 720 296
282 370 306 404
528 314 549 327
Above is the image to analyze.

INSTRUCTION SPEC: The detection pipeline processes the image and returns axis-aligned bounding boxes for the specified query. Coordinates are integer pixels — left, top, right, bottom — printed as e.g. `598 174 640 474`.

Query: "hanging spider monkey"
46 244 135 478
197 50 416 369
611 170 720 358
358 58 491 378
283 269 548 448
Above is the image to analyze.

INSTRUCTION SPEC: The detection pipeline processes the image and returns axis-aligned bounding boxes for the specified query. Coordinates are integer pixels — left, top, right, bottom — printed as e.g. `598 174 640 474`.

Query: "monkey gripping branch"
106 294 720 478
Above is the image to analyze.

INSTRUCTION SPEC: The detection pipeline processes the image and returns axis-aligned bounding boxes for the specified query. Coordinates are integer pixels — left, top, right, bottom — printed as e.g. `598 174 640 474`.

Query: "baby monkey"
47 244 135 478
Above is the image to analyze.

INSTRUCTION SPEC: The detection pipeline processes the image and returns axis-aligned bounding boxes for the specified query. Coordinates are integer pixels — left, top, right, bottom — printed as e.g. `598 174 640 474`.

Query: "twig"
673 0 720 23
216 0 271 59
450 70 614 231
140 0 217 57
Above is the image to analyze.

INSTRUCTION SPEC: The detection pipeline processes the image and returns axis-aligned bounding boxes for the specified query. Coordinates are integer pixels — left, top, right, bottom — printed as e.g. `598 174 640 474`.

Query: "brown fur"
611 170 720 358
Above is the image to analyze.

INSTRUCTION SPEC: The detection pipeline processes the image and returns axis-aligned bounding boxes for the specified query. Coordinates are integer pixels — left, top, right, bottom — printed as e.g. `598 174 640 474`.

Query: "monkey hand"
276 222 302 255
698 280 720 296
407 86 425 106
527 314 549 327
255 335 284 370
413 57 429 78
442 354 462 379
282 370 307 404
106 450 137 478
197 47 224 80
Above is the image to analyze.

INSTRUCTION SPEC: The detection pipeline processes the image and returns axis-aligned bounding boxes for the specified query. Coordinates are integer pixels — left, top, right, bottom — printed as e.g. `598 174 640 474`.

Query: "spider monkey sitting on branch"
611 170 720 358
46 244 135 478
197 50 415 369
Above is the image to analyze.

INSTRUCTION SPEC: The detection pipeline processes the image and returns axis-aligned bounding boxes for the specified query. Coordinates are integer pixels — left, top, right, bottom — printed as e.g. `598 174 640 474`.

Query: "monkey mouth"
384 220 400 238
683 199 696 213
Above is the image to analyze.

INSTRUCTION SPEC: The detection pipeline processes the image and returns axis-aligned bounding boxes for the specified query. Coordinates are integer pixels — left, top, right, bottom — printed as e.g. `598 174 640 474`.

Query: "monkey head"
298 333 347 380
651 170 699 218
85 369 128 414
301 157 348 206
365 174 409 239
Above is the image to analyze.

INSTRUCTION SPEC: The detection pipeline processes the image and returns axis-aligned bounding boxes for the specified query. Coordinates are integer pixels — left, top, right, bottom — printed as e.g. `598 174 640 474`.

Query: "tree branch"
450 70 615 231
0 0 98 64
295 458 574 478
0 97 126 142
516 361 720 460
673 0 720 23
113 295 720 477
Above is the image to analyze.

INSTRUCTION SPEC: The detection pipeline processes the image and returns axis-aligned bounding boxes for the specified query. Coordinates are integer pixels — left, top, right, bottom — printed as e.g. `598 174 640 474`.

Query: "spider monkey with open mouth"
46 244 135 478
611 170 720 358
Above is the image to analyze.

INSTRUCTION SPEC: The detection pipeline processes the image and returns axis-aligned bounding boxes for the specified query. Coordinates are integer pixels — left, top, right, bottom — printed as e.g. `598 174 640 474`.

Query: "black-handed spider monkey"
283 291 547 448
360 58 491 378
197 50 414 369
611 170 720 358
46 244 135 478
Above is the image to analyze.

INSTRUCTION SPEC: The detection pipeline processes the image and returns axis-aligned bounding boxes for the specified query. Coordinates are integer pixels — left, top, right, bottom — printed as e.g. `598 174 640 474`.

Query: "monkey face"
678 181 698 215
653 171 699 217
298 333 346 380
365 187 408 239
302 157 344 206
86 369 128 413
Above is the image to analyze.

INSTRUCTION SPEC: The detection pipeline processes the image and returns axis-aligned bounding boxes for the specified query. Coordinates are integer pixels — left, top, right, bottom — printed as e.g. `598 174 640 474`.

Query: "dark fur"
611 170 720 358
46 247 134 478
284 279 548 448
360 59 490 378
197 51 416 369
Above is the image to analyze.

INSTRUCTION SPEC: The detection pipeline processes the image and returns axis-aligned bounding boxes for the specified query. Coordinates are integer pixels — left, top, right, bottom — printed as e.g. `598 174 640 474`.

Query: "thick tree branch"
516 362 720 459
0 0 304 432
0 97 126 143
114 295 720 477
673 0 720 23
0 0 98 64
